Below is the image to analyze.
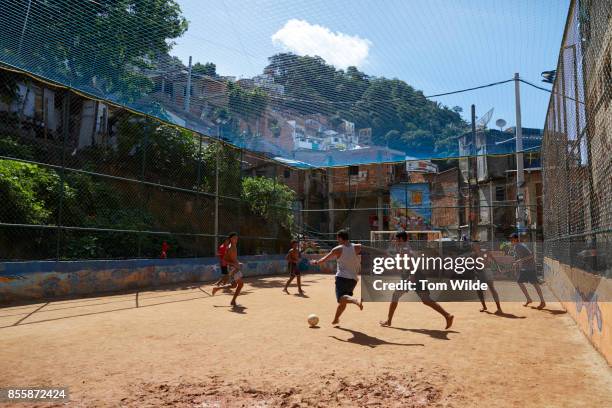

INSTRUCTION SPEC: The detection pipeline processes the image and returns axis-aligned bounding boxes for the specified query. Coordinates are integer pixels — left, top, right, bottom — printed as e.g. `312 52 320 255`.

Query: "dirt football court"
1 274 611 407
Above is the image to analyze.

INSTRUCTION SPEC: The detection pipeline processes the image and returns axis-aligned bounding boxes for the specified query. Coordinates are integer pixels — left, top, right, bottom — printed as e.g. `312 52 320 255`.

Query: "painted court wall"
544 257 612 364
0 255 335 305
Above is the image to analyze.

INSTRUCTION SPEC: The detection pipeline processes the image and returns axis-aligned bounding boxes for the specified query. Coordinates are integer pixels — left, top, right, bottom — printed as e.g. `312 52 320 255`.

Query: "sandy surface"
1 274 611 407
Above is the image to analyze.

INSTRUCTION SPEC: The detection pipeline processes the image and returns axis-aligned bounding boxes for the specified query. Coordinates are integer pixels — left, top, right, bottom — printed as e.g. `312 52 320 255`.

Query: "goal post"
369 230 443 243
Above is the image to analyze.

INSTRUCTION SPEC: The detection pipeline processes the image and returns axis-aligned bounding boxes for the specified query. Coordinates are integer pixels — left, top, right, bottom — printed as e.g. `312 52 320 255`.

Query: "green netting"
0 0 568 167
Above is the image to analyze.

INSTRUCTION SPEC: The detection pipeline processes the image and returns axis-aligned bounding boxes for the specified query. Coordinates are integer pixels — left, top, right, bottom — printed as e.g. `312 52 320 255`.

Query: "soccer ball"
307 314 319 327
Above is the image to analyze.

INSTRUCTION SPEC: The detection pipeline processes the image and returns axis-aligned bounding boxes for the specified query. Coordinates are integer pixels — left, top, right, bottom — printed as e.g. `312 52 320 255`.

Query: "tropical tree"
192 62 217 77
0 0 188 101
241 176 295 231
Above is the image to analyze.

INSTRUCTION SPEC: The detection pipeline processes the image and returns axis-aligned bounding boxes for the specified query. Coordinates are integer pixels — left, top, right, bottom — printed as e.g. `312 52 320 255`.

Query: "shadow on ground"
385 326 460 340
330 327 425 348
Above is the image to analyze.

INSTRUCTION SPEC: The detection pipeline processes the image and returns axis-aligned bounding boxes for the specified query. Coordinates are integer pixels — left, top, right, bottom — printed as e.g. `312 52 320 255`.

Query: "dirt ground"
1 274 611 407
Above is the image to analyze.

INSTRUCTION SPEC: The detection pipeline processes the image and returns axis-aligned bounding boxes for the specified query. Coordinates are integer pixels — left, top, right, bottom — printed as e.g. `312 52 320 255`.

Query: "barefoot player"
311 230 363 325
379 231 454 329
510 233 545 309
471 241 503 314
212 232 243 306
283 240 303 294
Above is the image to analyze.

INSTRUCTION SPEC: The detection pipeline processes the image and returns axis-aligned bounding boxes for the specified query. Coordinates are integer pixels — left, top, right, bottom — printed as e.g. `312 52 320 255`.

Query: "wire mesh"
1 64 552 264
0 68 297 260
541 0 611 276
0 0 555 167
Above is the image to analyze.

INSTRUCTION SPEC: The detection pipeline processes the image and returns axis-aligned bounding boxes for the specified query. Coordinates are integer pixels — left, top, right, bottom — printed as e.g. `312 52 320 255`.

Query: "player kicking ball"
379 231 454 329
311 230 363 325
212 232 243 306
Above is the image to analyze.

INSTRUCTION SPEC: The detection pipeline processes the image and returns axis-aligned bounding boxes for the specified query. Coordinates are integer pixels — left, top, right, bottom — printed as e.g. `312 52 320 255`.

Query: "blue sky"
170 0 569 129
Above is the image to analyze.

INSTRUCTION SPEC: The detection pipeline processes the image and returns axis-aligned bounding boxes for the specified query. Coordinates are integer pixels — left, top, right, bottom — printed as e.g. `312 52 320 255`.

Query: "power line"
519 78 585 105
265 78 515 105
425 79 514 98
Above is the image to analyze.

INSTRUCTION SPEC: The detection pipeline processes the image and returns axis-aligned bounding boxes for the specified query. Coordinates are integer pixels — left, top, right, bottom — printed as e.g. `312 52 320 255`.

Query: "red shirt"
217 243 228 267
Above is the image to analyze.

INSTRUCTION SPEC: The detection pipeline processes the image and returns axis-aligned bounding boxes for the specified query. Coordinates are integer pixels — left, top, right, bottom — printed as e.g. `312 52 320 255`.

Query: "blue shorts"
335 276 357 303
518 268 538 284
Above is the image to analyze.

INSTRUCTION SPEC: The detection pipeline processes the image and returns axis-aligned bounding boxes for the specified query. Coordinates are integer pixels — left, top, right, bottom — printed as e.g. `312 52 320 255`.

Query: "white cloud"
271 19 371 69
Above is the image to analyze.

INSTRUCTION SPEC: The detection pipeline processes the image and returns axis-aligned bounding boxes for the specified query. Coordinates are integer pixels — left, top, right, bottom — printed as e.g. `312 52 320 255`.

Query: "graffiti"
574 290 603 335
1 257 293 303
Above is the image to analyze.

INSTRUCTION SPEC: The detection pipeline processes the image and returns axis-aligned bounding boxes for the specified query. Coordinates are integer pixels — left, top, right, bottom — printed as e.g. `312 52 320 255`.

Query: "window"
349 165 359 176
495 186 505 201
411 191 423 205
284 169 291 178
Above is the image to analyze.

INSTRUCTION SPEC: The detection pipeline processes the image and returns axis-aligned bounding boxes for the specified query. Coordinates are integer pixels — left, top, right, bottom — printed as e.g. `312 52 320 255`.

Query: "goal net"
369 230 443 251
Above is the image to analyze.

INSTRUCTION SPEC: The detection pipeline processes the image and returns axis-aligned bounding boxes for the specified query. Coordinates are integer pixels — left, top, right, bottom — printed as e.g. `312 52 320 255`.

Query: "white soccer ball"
307 314 319 327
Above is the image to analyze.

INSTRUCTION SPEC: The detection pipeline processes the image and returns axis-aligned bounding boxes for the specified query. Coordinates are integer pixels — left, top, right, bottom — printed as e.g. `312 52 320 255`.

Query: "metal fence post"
55 91 71 260
214 140 220 254
137 125 149 258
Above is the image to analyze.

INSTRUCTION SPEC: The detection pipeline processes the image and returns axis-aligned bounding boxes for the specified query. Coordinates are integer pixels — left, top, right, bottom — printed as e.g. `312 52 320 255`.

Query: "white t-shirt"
336 243 360 280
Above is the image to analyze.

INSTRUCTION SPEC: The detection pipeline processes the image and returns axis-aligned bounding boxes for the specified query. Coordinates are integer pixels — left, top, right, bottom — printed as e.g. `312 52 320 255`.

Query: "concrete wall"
544 257 612 364
0 255 335 305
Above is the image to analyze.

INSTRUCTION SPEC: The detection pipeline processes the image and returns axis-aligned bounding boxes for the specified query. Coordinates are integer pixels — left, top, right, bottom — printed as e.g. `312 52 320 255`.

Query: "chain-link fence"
0 68 297 260
542 0 611 276
296 159 544 266
1 66 550 263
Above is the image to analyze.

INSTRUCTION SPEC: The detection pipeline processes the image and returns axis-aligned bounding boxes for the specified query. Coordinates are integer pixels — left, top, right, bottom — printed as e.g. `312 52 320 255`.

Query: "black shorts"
517 268 538 284
288 262 299 276
335 276 357 302
220 265 228 275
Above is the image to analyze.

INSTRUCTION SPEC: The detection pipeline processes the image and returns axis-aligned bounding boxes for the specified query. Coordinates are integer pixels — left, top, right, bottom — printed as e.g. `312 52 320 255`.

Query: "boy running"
380 231 454 329
212 232 244 306
510 233 545 308
311 230 363 325
214 237 230 286
470 241 503 314
283 240 304 294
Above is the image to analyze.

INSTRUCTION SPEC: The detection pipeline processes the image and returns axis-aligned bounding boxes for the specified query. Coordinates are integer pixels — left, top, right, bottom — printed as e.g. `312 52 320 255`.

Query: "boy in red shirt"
214 237 230 286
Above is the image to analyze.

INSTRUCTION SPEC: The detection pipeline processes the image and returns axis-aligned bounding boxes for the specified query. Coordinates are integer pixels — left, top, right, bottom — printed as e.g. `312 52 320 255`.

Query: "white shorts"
229 265 243 281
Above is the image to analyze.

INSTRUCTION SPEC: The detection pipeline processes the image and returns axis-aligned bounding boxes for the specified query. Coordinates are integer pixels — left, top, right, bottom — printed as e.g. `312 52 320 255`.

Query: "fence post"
214 140 220 255
55 91 71 260
137 125 149 258
195 133 203 257
238 147 243 254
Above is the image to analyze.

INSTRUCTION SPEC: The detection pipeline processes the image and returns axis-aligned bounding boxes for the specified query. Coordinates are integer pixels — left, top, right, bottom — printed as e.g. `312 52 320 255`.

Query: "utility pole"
514 73 526 235
214 124 220 252
469 104 478 241
184 56 192 113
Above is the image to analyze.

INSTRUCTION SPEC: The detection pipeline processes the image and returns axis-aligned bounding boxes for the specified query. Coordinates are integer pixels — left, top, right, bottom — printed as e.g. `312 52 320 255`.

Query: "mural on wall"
0 256 305 304
389 183 432 231
574 290 604 336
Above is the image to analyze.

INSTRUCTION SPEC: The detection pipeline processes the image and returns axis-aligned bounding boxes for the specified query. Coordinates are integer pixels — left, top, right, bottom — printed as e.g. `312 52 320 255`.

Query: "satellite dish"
495 119 506 131
476 108 494 129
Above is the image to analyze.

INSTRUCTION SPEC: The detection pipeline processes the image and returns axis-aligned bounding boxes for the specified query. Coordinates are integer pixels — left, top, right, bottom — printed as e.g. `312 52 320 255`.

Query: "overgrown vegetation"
241 177 296 232
0 123 296 260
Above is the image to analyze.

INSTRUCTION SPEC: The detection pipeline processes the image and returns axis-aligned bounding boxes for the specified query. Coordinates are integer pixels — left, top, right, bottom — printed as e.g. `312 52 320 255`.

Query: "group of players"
211 229 546 328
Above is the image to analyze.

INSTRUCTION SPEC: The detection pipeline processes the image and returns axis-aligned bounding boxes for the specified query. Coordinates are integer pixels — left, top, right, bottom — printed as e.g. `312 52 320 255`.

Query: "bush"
241 176 296 232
